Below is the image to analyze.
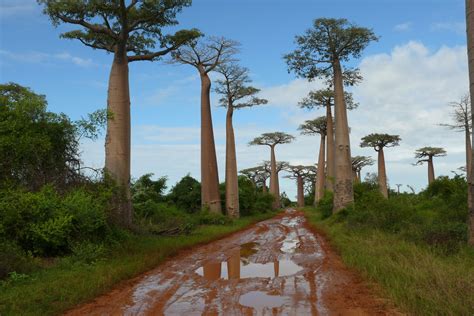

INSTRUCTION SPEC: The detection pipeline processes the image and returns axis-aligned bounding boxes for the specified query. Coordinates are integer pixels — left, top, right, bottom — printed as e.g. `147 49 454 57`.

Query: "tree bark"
357 170 361 182
466 0 474 246
326 103 335 191
296 175 305 207
269 145 280 209
105 48 132 227
200 69 222 214
378 148 388 198
427 157 435 185
225 105 239 218
466 123 472 182
332 59 354 212
262 181 268 193
352 170 359 183
315 134 326 204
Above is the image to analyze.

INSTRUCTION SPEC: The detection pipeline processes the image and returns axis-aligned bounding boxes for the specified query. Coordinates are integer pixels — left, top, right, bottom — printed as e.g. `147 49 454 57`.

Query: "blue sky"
0 0 469 198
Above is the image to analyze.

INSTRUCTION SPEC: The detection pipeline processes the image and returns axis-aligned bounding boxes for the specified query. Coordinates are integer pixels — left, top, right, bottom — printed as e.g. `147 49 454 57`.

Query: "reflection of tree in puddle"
239 242 259 265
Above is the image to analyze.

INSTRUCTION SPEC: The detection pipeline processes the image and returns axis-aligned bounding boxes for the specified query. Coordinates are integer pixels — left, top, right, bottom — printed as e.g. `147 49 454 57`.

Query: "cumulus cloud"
394 22 412 32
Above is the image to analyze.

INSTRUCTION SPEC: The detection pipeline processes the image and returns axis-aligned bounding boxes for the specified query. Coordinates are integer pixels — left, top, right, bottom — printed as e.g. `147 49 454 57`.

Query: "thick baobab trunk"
326 103 335 191
332 59 354 212
352 169 359 183
427 157 435 185
467 0 474 246
262 181 268 193
378 148 388 198
200 70 222 214
225 105 239 218
269 145 280 209
315 134 326 204
297 175 305 207
105 49 132 227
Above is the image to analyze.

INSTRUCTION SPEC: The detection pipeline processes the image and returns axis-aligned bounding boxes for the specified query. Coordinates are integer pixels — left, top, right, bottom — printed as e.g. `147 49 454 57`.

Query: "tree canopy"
414 147 447 164
351 156 375 172
299 88 358 110
360 133 401 151
298 117 327 136
439 94 472 132
249 132 295 147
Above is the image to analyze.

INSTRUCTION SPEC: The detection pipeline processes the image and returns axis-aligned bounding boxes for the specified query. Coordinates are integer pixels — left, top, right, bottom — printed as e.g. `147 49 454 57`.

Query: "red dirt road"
65 210 398 315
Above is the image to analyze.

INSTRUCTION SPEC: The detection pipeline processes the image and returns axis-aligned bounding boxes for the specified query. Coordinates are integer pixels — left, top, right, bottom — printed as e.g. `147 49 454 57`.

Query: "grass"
303 207 474 316
0 211 277 316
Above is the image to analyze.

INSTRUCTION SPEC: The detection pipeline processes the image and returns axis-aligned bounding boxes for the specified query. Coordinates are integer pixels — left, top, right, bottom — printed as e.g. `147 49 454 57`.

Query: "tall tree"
360 134 400 198
249 133 294 209
262 161 288 193
284 165 317 207
215 63 267 218
38 0 200 227
285 18 378 212
414 147 447 185
440 94 472 181
298 117 327 204
466 0 474 246
172 37 239 214
299 89 358 192
351 156 375 183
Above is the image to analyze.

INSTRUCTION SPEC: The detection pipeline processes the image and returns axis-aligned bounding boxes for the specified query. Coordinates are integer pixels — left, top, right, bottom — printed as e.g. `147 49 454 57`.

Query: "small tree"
284 165 317 207
249 133 294 209
285 18 378 212
360 133 400 198
215 63 267 218
38 0 200 227
414 147 447 185
440 94 472 180
351 156 375 183
171 36 239 214
298 117 327 204
299 89 358 192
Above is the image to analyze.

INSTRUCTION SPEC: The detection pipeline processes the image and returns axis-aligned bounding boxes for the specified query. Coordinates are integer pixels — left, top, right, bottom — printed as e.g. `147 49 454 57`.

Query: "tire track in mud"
65 209 399 316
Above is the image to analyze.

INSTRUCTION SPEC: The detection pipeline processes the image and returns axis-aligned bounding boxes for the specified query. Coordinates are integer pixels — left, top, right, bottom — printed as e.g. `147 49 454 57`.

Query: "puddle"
239 291 289 313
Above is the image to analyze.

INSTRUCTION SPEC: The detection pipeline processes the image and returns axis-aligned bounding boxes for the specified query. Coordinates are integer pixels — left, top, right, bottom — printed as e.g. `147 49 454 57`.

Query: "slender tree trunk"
297 175 305 207
352 169 359 183
200 69 221 213
428 157 435 185
225 105 239 218
466 0 474 246
326 103 335 191
378 148 388 198
466 123 472 182
105 49 132 227
262 181 268 193
357 170 361 182
332 59 354 212
269 145 280 209
315 134 326 204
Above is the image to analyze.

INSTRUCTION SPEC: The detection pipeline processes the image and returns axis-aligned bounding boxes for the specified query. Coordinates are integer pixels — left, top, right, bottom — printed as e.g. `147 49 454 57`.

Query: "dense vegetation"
304 176 474 315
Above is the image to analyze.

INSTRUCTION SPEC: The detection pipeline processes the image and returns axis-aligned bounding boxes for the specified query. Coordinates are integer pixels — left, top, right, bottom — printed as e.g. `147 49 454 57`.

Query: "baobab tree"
38 0 200 227
172 37 239 214
360 134 401 198
285 18 378 212
466 0 474 245
240 166 270 192
262 161 289 194
249 133 294 209
414 147 447 185
285 165 317 207
215 63 267 218
440 94 472 180
299 89 358 192
351 156 375 183
298 117 327 204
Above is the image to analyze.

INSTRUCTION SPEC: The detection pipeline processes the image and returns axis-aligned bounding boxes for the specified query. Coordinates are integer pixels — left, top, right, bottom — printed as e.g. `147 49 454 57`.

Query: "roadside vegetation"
303 176 474 315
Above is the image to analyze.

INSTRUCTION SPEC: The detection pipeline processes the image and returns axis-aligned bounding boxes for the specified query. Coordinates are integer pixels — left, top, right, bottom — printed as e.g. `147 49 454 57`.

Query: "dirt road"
65 209 397 315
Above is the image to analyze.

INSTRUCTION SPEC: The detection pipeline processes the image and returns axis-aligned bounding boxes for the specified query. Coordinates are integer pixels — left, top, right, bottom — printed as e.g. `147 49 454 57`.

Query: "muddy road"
66 210 396 315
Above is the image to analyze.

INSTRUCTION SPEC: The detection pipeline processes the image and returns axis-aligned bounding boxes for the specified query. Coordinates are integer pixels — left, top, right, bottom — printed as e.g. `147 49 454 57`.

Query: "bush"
317 190 333 219
168 174 201 213
0 241 36 279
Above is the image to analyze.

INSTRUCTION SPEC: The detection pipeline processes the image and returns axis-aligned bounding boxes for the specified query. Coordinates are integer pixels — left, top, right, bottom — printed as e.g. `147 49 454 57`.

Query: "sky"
0 0 469 199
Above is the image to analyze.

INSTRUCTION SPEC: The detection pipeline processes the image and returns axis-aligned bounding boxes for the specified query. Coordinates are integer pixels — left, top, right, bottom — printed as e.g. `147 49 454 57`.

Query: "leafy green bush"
0 241 36 279
168 174 201 213
317 190 333 219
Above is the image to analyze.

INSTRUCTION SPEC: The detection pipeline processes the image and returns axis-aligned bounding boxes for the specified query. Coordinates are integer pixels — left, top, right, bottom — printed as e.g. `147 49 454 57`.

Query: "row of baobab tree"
37 0 474 246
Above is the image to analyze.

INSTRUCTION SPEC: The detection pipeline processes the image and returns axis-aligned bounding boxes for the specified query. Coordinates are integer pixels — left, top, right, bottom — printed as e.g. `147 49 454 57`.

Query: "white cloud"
0 0 36 17
394 22 412 32
431 21 465 35
259 78 321 108
54 53 96 67
0 50 98 67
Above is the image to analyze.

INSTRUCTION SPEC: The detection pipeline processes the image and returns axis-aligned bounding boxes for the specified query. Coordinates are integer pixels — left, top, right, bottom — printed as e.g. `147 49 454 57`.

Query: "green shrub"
168 174 201 213
317 190 333 219
68 242 106 264
0 241 36 279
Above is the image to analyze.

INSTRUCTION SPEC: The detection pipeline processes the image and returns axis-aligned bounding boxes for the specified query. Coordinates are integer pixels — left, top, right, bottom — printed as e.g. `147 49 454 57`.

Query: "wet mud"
65 210 399 316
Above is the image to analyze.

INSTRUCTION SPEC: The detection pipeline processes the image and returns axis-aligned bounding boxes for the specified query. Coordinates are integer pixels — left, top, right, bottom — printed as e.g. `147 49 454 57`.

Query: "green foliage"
131 173 167 205
249 132 295 146
0 242 36 280
317 190 334 219
237 176 274 215
167 174 201 213
360 133 401 150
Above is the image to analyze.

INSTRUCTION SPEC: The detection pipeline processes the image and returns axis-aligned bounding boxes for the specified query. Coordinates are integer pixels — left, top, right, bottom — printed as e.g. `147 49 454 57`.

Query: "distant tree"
440 94 472 180
351 156 375 183
466 0 474 246
168 174 201 213
284 165 317 207
215 63 267 218
240 165 270 192
360 133 401 198
38 0 200 227
171 36 239 214
414 147 447 185
299 89 358 193
285 18 378 212
131 174 167 204
395 183 403 194
298 116 327 204
249 132 294 209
